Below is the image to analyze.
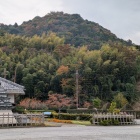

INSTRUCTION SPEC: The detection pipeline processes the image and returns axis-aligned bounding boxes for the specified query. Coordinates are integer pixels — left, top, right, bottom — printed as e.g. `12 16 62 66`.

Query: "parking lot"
0 125 140 140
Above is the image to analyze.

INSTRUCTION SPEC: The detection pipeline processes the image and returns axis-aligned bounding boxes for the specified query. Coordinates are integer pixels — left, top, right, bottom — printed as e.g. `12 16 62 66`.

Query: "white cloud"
0 0 63 25
125 32 140 45
0 0 140 45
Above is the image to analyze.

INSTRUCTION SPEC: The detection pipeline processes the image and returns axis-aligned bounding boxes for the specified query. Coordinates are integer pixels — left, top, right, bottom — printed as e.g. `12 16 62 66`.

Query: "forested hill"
0 12 140 108
0 12 133 49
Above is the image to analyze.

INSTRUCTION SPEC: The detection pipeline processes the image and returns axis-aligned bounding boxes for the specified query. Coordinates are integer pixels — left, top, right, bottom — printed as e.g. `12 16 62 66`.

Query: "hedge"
67 109 108 114
52 113 92 121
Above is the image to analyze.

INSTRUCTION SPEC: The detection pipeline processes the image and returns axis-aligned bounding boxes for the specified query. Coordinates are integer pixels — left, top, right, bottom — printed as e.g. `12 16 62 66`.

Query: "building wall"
7 94 15 103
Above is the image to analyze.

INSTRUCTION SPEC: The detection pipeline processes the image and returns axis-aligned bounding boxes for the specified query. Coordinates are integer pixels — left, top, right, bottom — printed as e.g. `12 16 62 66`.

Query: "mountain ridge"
0 12 134 49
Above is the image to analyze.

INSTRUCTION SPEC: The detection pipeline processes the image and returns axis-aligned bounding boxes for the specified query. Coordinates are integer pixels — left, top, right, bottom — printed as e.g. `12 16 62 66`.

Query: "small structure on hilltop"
0 77 25 110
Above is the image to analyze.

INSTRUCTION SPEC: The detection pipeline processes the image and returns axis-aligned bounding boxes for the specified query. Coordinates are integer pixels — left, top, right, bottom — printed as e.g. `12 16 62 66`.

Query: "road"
0 125 140 140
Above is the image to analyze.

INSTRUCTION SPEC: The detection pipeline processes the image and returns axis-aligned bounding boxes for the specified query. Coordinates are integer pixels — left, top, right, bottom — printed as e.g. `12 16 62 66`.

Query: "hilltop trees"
0 12 133 49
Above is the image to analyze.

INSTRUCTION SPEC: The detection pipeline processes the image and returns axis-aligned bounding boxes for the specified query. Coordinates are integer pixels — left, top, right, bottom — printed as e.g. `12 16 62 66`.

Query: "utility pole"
14 67 17 83
14 64 23 83
3 68 7 79
76 69 79 109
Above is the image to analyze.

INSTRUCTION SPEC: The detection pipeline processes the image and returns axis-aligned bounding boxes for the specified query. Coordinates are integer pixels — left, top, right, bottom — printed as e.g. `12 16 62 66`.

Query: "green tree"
113 93 128 108
93 97 101 109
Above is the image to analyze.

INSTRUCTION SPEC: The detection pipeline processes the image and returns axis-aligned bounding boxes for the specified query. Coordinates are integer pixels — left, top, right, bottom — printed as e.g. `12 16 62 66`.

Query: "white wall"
7 94 15 103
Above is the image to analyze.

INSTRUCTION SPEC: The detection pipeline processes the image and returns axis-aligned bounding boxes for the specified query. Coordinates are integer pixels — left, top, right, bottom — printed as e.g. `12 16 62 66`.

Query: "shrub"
52 113 92 120
78 114 92 120
113 120 119 125
83 101 91 108
108 102 120 113
99 120 110 126
93 98 101 109
52 112 59 118
90 118 93 124
13 106 25 113
48 119 72 124
67 109 94 114
96 119 120 126
113 93 128 108
28 110 55 113
59 113 77 120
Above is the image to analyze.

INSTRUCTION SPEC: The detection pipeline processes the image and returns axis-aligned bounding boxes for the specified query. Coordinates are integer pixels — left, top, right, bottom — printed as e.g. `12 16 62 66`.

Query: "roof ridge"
0 77 24 89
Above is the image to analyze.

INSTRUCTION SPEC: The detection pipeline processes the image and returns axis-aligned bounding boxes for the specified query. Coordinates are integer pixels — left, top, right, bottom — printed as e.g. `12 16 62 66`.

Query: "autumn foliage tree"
53 44 71 58
56 65 74 94
19 98 46 110
46 93 75 111
56 65 69 75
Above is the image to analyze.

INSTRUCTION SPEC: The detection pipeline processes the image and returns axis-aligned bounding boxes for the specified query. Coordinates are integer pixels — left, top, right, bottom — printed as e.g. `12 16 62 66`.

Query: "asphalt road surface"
0 125 140 140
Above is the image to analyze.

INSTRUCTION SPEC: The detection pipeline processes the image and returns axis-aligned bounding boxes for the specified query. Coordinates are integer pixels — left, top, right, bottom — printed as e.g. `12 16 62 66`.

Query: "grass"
71 120 91 125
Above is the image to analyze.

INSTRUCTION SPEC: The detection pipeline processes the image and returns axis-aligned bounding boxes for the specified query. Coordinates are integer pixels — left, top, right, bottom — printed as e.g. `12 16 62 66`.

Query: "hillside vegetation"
0 32 140 105
0 12 140 108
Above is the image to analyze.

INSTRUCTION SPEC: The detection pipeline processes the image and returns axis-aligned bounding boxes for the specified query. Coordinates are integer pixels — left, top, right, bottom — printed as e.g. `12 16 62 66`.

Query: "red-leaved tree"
46 93 75 112
19 98 46 110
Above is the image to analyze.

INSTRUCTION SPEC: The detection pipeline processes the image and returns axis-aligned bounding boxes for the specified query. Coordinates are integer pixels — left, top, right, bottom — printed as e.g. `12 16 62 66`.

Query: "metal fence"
0 113 44 128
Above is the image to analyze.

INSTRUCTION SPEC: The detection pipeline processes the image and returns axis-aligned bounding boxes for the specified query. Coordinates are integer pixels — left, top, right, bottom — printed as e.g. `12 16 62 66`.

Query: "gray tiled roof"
0 77 24 89
0 86 6 93
0 77 25 94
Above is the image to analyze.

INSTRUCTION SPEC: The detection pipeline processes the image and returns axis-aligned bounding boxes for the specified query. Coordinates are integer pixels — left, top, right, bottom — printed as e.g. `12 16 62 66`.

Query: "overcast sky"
0 0 140 45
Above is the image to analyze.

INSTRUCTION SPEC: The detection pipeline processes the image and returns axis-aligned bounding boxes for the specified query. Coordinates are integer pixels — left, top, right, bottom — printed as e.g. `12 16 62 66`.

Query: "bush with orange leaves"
83 101 91 108
48 118 72 124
